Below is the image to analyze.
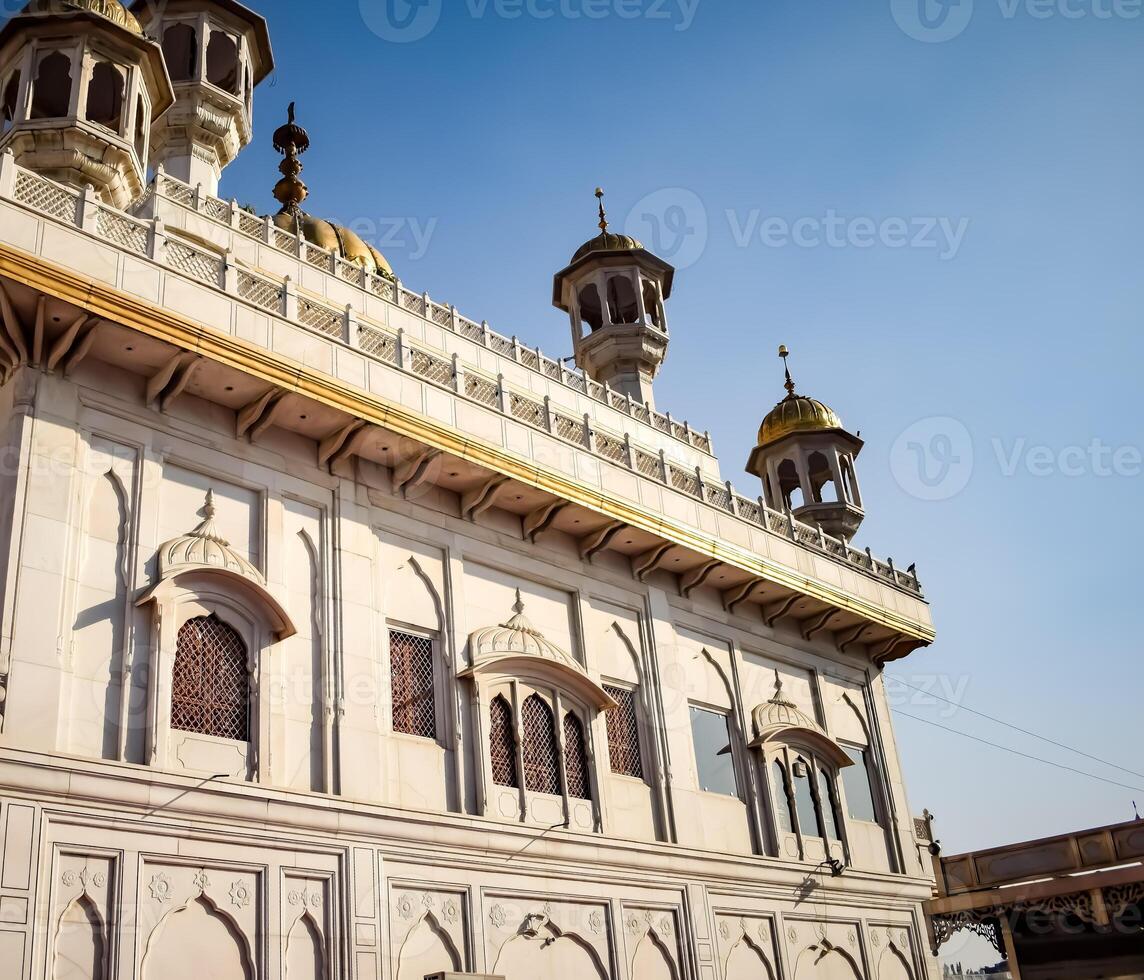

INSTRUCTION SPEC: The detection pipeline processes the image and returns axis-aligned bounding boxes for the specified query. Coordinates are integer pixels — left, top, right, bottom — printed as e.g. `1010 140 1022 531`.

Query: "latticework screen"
490 695 518 788
171 616 249 741
521 694 561 795
389 629 436 740
562 712 591 800
604 684 643 779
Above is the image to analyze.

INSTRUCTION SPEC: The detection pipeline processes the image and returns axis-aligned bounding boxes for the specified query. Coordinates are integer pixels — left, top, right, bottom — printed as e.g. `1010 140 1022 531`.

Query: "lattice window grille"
519 348 540 371
634 450 662 479
604 685 643 779
166 240 223 286
490 695 518 788
564 372 587 394
338 261 365 288
298 298 342 337
595 432 626 464
456 317 484 342
369 275 397 303
238 272 283 312
389 629 436 740
563 712 591 800
521 694 561 795
95 208 148 254
357 325 396 363
671 422 690 441
431 303 453 327
609 391 628 411
693 433 712 453
586 379 605 400
465 374 499 407
160 175 195 207
410 348 453 387
171 615 249 741
488 334 515 357
401 289 425 315
652 413 672 434
203 197 230 223
631 403 651 424
736 497 762 524
542 359 562 381
237 211 264 239
768 511 791 536
510 392 545 428
669 466 701 497
706 485 733 512
14 170 80 223
554 414 588 446
272 228 297 252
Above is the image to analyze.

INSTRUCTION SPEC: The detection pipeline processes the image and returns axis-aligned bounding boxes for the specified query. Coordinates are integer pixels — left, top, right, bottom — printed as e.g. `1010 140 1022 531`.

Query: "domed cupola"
553 188 674 408
748 673 852 769
159 488 262 583
0 0 174 208
267 104 393 279
747 347 866 542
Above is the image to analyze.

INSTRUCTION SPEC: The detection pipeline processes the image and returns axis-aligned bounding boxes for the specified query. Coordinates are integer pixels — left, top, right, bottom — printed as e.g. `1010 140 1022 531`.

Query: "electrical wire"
893 710 1144 794
892 679 1144 781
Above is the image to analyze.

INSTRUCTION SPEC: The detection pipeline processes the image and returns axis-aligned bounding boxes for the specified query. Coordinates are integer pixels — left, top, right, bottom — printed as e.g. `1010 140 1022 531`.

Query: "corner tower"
553 189 674 408
0 0 173 209
131 0 273 196
747 347 865 541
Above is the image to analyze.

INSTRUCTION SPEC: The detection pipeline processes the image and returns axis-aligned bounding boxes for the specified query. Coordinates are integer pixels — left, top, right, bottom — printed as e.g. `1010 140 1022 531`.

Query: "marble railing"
0 155 923 597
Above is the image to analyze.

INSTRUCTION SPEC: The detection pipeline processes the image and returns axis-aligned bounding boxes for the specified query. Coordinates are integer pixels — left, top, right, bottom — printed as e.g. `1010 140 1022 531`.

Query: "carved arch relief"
386 555 445 636
53 893 106 980
631 928 679 980
725 935 777 980
141 895 254 980
877 942 915 980
793 941 865 980
285 913 326 980
396 912 462 980
493 924 608 980
283 523 324 793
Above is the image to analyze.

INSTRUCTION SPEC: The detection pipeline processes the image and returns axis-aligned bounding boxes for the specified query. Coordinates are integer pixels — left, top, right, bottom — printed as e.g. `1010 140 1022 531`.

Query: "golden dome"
18 0 143 34
571 231 644 264
273 212 393 279
758 393 843 447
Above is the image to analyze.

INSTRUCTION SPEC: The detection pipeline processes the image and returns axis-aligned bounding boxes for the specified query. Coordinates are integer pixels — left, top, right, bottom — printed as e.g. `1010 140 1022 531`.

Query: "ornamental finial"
512 589 525 617
595 187 608 234
273 102 310 216
203 488 216 520
779 345 796 398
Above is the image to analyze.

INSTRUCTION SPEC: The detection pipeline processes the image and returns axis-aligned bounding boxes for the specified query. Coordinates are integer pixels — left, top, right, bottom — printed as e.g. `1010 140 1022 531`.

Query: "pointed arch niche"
464 593 614 833
141 895 254 980
136 490 295 782
396 912 462 980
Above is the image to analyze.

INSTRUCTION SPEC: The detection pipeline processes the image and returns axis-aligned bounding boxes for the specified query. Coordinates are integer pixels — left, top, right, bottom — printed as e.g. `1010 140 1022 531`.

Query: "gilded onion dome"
159 490 265 585
16 0 143 34
757 346 843 448
270 104 393 278
570 188 644 264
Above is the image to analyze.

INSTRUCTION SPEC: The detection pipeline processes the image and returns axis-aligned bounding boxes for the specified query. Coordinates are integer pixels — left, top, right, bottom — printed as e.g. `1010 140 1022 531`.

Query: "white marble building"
0 2 941 978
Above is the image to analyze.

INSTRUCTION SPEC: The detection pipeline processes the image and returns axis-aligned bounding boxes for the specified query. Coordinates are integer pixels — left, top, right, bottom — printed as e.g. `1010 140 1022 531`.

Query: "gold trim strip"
0 244 934 645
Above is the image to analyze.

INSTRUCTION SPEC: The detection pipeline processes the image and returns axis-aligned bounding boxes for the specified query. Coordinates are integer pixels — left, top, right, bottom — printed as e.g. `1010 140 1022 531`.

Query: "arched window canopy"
749 673 853 769
462 592 615 711
137 489 296 641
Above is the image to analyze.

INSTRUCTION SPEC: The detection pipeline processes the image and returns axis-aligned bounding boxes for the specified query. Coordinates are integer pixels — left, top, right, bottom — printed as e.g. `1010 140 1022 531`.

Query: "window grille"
604 685 643 779
521 694 560 795
490 695 517 788
389 629 436 740
171 615 249 741
563 712 591 800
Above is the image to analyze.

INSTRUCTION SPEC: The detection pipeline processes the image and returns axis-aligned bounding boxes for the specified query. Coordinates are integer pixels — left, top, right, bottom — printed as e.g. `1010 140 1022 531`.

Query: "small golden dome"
571 231 644 264
18 0 143 34
757 345 843 447
758 394 843 447
273 212 393 279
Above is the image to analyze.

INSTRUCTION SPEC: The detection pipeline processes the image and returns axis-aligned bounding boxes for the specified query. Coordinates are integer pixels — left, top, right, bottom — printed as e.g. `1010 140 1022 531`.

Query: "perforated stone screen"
171 615 249 741
389 630 436 740
490 695 518 788
605 684 643 779
522 694 560 796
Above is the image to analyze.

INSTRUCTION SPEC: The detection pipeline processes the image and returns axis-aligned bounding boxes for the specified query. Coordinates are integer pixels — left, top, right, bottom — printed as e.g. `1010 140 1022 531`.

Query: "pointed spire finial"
273 102 311 216
774 669 784 695
595 187 608 234
513 589 525 616
203 488 216 519
779 345 796 397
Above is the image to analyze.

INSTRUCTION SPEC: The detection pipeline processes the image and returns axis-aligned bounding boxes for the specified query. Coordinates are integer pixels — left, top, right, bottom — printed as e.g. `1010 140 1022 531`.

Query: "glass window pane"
818 768 840 841
772 759 793 833
689 706 738 797
842 746 878 822
792 758 820 837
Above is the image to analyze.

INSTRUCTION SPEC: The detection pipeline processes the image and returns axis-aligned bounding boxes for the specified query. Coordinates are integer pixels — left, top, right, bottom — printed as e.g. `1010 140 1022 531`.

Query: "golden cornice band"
0 244 934 646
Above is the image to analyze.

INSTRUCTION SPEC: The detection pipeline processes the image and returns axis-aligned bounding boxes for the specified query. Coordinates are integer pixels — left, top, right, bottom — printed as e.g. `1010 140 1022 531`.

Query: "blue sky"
217 0 1144 867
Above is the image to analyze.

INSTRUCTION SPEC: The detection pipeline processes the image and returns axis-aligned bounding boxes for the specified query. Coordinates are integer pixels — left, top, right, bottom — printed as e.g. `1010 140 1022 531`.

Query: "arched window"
791 756 820 837
578 283 603 332
163 23 198 81
606 275 639 324
604 683 643 779
641 279 663 329
521 694 560 795
2 71 21 134
489 695 517 788
840 456 860 506
807 451 836 504
86 61 124 132
778 458 803 510
31 50 72 120
771 759 794 833
171 614 249 741
206 31 239 95
563 711 590 800
389 628 436 739
816 767 842 841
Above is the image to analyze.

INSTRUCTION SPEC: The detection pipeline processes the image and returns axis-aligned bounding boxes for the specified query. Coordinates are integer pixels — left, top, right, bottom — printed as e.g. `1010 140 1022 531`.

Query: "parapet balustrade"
147 169 714 456
0 158 923 597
